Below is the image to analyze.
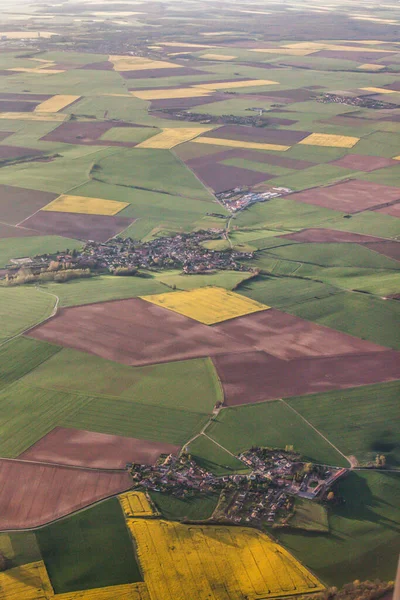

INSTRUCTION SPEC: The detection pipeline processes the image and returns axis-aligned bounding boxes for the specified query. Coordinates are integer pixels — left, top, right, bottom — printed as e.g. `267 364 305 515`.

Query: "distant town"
130 447 347 527
317 92 397 110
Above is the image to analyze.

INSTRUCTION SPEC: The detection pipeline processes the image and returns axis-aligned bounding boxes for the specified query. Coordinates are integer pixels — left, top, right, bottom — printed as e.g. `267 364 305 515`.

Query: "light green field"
22 350 222 414
149 491 219 521
0 235 82 268
100 125 161 144
268 164 356 191
276 471 400 586
0 285 59 341
206 400 348 467
288 291 400 349
288 381 400 466
287 498 329 533
0 337 60 389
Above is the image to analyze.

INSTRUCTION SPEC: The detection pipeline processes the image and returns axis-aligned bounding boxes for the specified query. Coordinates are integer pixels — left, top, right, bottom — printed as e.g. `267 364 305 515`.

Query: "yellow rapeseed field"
0 560 53 599
194 79 279 89
282 41 395 53
109 55 181 72
7 68 65 74
42 195 129 216
141 287 269 325
1 31 56 38
192 136 290 152
357 64 385 71
394 155 400 161
57 582 151 600
119 491 154 517
200 53 237 60
299 133 360 148
360 87 395 94
0 112 67 121
129 519 325 600
35 95 81 113
136 127 215 149
130 88 212 100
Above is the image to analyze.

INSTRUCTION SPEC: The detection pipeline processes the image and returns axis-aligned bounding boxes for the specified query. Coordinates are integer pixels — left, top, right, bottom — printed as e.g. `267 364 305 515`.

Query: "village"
6 229 255 281
216 186 292 212
129 447 347 527
317 92 397 110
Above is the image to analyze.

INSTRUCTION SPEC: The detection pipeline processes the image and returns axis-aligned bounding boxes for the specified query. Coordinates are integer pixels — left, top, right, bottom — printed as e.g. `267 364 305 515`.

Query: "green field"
0 235 82 269
149 491 219 521
0 285 59 342
288 381 400 466
276 471 400 586
188 434 249 475
0 337 60 389
0 531 42 569
288 291 400 349
287 498 329 533
206 401 348 467
36 498 142 593
23 350 222 414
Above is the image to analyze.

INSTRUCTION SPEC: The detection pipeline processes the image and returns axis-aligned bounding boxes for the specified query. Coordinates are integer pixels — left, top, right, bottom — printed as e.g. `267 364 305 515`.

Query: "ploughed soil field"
290 180 400 213
40 120 153 147
21 211 135 242
0 145 46 161
189 162 271 193
279 228 385 243
0 184 58 226
201 124 310 144
213 349 400 405
0 223 41 238
0 459 131 529
19 427 180 469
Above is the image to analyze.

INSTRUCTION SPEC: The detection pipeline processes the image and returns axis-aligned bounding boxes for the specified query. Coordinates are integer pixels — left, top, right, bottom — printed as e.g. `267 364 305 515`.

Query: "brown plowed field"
315 50 390 61
290 180 400 213
121 67 206 79
0 145 45 161
375 203 400 217
41 120 146 145
20 427 180 469
364 241 400 261
0 184 57 225
214 308 388 360
0 93 52 100
0 223 40 238
79 61 115 70
0 459 131 530
149 93 228 110
190 162 271 192
278 228 383 243
21 211 134 242
0 100 37 112
255 88 317 102
201 124 310 144
213 349 400 405
385 81 400 92
332 154 399 172
0 131 12 141
27 298 250 366
186 148 314 170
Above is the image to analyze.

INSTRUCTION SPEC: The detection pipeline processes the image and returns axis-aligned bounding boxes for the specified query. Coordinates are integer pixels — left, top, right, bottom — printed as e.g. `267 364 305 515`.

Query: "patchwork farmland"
0 1 399 598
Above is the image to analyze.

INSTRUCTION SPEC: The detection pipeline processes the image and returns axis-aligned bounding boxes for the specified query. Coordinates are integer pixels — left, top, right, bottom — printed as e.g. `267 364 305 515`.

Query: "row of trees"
4 265 92 286
311 580 393 600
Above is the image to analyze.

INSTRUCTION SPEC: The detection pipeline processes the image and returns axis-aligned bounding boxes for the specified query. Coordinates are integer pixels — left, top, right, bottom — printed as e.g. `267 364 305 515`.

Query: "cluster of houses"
128 447 347 527
217 186 292 212
317 92 396 110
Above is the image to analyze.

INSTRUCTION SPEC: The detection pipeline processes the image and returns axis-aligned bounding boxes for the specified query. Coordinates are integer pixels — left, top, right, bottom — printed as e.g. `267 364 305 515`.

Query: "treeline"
4 263 93 286
310 580 393 600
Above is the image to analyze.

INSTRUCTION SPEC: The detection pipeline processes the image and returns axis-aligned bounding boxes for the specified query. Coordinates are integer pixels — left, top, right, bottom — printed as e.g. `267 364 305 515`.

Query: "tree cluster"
311 580 393 600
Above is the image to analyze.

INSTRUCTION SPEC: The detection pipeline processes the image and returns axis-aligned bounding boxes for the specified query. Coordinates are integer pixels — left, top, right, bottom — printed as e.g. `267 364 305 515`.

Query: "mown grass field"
206 400 348 466
36 498 142 593
287 498 329 533
188 434 249 475
0 235 82 268
276 471 400 586
149 491 219 521
287 381 400 465
0 337 60 389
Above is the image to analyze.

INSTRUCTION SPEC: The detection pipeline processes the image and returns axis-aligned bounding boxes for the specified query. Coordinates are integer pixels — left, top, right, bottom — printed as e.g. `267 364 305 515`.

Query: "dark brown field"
0 184 58 226
213 308 387 360
385 81 400 92
27 298 250 366
79 61 114 70
0 223 40 238
21 211 135 242
0 93 52 101
40 120 148 146
121 67 206 79
149 93 228 110
255 88 317 102
201 124 310 144
213 349 400 405
190 162 272 192
332 154 399 172
19 427 180 469
314 49 391 61
0 100 38 112
375 203 400 218
0 145 45 161
0 459 131 529
290 180 400 213
278 228 383 243
364 241 400 261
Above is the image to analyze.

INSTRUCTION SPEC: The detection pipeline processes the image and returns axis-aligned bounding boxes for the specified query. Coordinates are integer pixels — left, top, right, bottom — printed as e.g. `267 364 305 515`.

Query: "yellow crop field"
283 41 395 53
109 55 181 72
0 560 53 599
141 287 269 325
42 195 128 216
8 68 65 74
131 88 212 100
192 136 290 152
136 127 214 149
357 64 385 71
194 79 279 90
129 519 325 600
0 112 67 121
1 31 56 39
35 95 81 113
299 133 360 148
57 582 150 600
360 87 395 94
200 53 237 60
120 491 154 517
